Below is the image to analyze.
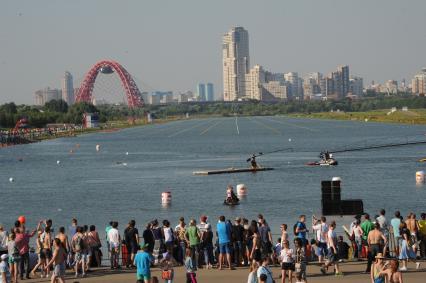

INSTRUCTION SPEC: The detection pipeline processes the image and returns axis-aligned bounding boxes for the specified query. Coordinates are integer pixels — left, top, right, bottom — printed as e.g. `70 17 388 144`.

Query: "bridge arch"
75 60 143 108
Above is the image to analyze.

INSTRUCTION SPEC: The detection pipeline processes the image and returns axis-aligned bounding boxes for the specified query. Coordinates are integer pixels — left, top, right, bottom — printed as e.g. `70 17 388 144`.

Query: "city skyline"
1 0 426 104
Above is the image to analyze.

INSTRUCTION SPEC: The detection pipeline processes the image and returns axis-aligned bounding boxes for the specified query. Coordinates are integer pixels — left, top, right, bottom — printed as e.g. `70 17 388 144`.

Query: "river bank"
288 109 426 124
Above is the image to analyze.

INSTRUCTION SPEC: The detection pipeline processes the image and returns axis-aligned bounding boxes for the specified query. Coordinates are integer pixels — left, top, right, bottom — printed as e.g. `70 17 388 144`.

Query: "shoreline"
288 109 426 125
2 111 426 148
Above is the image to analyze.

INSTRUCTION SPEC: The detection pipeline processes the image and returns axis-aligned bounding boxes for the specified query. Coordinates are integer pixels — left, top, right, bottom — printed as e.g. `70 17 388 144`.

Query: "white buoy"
122 163 128 166
236 184 247 196
161 191 172 204
288 138 292 142
125 152 129 155
56 160 61 165
416 171 425 183
96 144 100 152
57 208 62 212
9 177 14 183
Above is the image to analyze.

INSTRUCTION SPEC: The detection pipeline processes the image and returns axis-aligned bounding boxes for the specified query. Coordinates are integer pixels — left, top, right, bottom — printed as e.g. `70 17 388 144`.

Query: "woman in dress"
398 231 420 271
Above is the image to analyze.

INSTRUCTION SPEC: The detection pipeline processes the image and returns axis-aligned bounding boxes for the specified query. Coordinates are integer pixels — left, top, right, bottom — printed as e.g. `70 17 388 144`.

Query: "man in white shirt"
312 216 328 263
107 222 121 269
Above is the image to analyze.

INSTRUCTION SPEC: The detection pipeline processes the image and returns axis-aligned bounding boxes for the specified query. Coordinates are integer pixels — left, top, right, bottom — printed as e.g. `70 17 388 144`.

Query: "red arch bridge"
75 60 144 108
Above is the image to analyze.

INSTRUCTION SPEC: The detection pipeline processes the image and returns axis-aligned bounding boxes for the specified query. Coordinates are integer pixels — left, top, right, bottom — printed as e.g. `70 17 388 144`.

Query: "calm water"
1 116 426 238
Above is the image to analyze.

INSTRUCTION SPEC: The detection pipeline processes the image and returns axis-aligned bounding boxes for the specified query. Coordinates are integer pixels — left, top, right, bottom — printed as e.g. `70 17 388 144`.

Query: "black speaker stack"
321 179 363 215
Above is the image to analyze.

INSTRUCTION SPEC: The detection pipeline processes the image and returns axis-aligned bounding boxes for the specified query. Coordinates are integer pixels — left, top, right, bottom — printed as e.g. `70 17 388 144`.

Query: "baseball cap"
1 254 8 260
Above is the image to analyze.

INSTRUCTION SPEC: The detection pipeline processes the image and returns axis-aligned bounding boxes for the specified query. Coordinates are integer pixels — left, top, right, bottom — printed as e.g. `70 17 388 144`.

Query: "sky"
1 0 425 104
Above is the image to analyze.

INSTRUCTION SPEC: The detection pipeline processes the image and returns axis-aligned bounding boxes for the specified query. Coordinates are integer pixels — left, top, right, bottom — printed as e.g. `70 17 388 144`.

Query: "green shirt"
361 220 374 240
186 226 200 246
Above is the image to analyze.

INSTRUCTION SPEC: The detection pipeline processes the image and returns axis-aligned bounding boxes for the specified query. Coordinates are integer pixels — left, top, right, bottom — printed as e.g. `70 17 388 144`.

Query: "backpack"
74 235 85 252
293 222 299 236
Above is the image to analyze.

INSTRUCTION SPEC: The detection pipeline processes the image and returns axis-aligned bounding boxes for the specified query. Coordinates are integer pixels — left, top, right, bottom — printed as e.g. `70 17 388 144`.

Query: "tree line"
1 95 426 129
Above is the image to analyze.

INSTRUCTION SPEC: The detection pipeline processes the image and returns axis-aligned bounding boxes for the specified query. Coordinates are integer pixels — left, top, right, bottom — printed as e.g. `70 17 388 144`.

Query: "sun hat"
1 254 8 260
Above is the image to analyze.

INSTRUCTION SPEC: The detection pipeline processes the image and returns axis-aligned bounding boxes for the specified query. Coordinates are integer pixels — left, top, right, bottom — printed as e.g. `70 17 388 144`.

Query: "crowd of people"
0 209 425 283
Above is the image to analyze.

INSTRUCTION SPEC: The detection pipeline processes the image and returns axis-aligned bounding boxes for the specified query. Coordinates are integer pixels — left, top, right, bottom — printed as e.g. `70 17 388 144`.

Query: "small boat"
193 167 274 175
419 158 426 162
306 158 338 166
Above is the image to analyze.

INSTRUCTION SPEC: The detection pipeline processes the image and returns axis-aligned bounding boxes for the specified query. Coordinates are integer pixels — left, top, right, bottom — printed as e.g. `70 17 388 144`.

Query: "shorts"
53 263 65 277
41 249 52 259
8 255 20 264
110 242 120 250
137 273 151 281
74 252 82 262
316 242 328 257
281 262 295 271
219 243 230 254
327 249 337 263
81 252 90 262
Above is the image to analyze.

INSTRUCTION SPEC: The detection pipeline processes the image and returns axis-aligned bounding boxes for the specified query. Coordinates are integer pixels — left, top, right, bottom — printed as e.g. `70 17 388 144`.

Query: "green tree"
44 99 68 113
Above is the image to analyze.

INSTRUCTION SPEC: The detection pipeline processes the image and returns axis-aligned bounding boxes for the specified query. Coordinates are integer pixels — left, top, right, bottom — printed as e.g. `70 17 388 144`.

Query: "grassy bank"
289 109 426 124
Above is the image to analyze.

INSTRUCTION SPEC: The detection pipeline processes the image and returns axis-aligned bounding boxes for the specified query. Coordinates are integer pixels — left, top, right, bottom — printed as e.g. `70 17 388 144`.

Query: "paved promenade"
24 261 424 283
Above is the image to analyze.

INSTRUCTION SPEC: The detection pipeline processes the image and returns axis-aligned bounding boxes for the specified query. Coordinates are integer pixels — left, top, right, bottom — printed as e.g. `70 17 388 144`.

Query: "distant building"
324 65 350 99
34 87 62 106
338 65 350 98
262 81 289 100
206 83 214 101
284 72 303 100
245 65 265 100
303 73 323 99
223 27 250 101
196 83 206 101
385 80 398 94
349 76 364 97
177 91 194 103
61 71 74 105
412 68 426 95
146 91 173 105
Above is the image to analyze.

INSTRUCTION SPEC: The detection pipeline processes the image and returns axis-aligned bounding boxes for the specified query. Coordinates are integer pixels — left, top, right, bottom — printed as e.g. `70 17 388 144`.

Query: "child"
337 236 350 262
184 248 197 283
7 233 19 283
273 238 282 264
294 272 305 283
160 252 174 283
0 254 11 283
309 239 318 262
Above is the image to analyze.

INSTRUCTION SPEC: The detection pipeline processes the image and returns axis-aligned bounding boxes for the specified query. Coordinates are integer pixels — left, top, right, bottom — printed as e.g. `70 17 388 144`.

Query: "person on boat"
225 186 239 204
250 154 258 169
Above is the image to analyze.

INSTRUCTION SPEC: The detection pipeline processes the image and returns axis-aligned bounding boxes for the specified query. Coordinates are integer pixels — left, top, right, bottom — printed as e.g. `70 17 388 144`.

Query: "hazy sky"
1 0 425 104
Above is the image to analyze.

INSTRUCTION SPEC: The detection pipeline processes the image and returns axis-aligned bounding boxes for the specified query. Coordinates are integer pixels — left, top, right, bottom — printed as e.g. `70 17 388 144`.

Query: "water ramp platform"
193 167 274 175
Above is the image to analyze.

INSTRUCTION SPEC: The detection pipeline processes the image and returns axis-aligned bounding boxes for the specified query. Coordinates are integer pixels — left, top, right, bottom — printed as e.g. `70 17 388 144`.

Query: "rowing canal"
1 116 426 237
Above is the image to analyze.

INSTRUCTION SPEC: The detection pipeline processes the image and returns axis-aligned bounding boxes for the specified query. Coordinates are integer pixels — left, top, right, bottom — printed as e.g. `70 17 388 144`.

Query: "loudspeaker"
340 199 364 215
321 200 342 215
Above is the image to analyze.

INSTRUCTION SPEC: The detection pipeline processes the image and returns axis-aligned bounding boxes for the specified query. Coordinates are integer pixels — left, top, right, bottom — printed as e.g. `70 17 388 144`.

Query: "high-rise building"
61 71 74 105
412 68 426 95
34 87 62 106
196 83 206 101
206 83 214 101
337 65 350 98
223 27 250 101
262 81 289 100
284 72 303 100
245 65 265 100
349 76 364 97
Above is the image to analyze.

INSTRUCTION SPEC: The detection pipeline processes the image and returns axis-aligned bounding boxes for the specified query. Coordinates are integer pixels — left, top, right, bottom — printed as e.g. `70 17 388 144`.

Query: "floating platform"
193 167 274 175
